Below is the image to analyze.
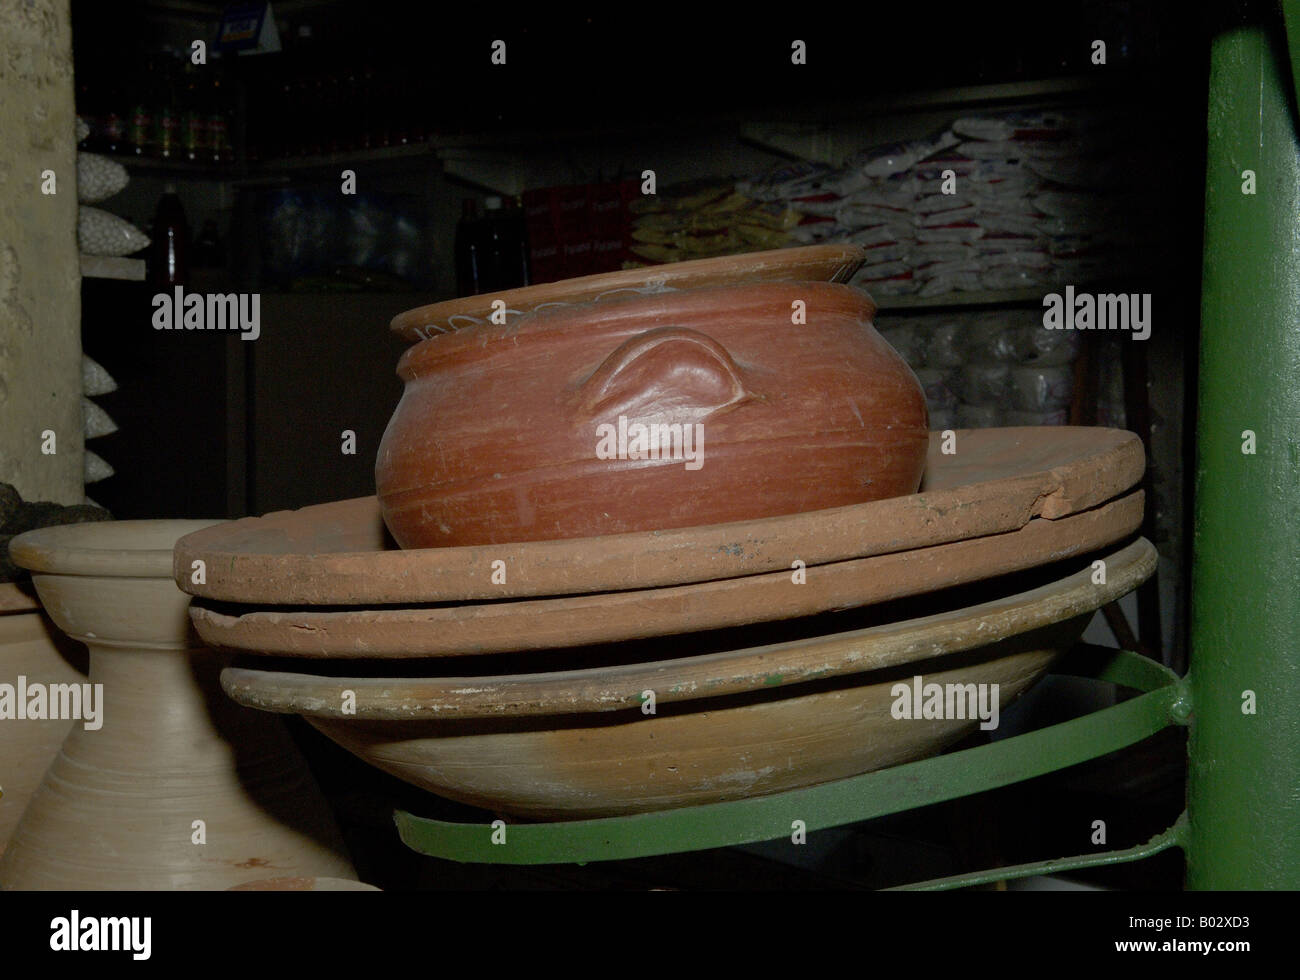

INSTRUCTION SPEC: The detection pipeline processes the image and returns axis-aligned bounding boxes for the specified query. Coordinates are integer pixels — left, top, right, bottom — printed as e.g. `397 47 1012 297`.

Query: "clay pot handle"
576 326 750 422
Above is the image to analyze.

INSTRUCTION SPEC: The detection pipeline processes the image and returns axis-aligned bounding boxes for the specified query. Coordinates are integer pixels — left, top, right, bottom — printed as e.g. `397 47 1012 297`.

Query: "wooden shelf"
875 287 1048 312
828 75 1117 117
253 141 433 173
112 76 1118 192
80 254 146 281
102 152 238 179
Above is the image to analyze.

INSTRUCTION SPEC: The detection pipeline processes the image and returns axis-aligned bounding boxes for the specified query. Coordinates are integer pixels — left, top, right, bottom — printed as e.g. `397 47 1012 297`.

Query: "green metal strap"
395 648 1183 867
892 814 1187 891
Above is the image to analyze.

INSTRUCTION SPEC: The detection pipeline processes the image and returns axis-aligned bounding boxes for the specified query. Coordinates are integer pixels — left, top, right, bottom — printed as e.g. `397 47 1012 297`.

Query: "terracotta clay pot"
0 521 355 891
0 609 86 856
377 281 928 549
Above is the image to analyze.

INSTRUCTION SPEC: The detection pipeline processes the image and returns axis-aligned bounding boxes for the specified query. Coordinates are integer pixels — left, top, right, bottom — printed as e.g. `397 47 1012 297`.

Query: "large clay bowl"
190 491 1143 657
228 876 380 891
177 427 1144 605
388 243 866 343
221 539 1156 819
377 281 929 549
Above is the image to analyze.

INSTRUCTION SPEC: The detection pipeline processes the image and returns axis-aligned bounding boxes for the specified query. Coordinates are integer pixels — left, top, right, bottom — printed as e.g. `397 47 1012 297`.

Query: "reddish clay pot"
376 281 928 549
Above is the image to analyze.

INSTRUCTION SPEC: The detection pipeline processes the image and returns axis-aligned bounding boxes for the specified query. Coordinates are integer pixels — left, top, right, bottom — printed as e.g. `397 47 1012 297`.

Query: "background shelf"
79 254 146 281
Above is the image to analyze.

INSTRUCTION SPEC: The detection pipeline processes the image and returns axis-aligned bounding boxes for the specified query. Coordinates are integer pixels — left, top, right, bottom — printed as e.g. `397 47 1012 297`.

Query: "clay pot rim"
395 279 878 380
219 537 1156 721
388 243 868 343
9 519 221 579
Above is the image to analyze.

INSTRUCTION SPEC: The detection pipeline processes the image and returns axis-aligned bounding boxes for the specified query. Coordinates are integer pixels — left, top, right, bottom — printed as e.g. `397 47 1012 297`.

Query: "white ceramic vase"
0 607 86 854
0 521 355 890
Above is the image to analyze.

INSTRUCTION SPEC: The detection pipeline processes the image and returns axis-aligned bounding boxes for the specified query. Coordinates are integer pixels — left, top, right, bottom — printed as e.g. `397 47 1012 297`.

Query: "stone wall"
0 0 82 504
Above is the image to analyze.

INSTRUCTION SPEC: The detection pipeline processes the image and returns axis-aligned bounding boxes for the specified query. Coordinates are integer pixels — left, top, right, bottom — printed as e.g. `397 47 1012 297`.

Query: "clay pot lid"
396 278 876 378
174 427 1145 606
388 244 867 344
191 491 1143 658
219 537 1156 720
11 519 221 578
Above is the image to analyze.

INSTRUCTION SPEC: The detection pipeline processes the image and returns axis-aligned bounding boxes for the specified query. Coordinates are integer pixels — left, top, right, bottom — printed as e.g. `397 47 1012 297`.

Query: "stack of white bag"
739 131 958 297
879 309 1081 429
75 116 148 258
74 118 126 491
951 111 1138 291
737 107 1137 298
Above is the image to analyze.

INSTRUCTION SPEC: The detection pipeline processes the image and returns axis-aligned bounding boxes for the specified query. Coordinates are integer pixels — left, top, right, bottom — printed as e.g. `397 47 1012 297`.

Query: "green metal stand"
396 646 1188 881
1187 15 1300 889
394 13 1300 890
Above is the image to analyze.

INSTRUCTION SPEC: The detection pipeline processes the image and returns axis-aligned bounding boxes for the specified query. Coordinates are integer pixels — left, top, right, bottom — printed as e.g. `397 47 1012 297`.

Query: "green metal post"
1188 19 1300 888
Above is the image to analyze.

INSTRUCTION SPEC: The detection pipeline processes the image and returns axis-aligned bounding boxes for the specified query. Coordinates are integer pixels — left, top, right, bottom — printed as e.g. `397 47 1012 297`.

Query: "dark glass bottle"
514 194 531 286
148 183 190 288
339 65 359 152
358 64 376 149
193 218 225 269
182 60 206 162
102 81 125 155
208 67 230 163
478 196 529 292
154 51 180 160
128 60 154 156
454 198 481 296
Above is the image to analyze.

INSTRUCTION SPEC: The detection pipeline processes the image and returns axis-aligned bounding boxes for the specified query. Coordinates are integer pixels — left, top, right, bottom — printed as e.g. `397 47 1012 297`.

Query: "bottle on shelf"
128 59 154 157
181 59 207 163
147 183 190 289
274 66 296 158
154 49 180 160
102 81 125 155
292 23 321 156
338 64 359 152
193 219 226 269
75 78 97 149
513 194 532 286
208 65 231 164
478 196 530 292
455 198 482 297
481 196 506 293
358 63 377 150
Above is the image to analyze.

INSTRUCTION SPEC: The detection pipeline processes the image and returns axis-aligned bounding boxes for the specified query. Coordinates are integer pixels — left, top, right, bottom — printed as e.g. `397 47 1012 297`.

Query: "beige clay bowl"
221 539 1156 819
